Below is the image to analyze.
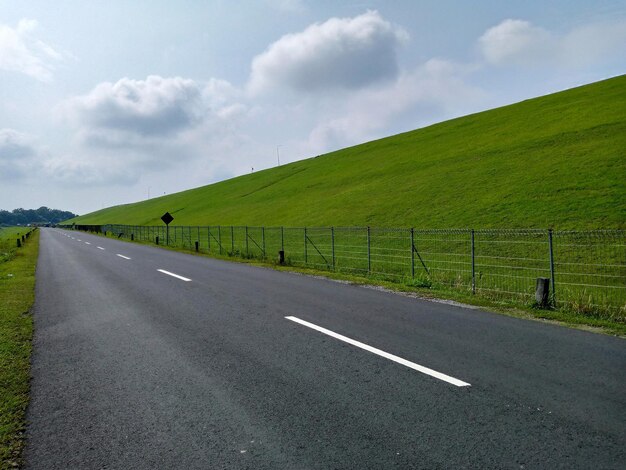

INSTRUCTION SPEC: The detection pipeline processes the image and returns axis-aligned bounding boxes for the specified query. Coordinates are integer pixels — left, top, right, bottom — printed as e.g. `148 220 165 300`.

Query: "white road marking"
116 254 131 260
97 246 105 250
77 239 82 241
157 269 191 282
85 242 91 245
285 316 471 387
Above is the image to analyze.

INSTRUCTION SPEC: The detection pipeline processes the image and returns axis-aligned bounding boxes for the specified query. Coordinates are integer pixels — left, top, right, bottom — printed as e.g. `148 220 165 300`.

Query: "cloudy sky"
1 0 625 215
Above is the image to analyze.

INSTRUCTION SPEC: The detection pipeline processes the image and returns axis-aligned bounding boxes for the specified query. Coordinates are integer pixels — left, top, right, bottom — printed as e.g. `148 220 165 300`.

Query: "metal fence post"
245 226 249 255
218 226 222 255
367 226 371 273
410 228 415 278
331 227 335 270
231 226 234 253
207 226 211 252
548 229 556 305
304 227 308 264
471 229 476 294
281 226 284 252
262 226 266 257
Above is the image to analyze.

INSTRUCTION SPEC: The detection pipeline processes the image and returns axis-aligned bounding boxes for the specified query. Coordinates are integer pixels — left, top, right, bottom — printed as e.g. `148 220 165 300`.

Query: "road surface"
25 228 626 468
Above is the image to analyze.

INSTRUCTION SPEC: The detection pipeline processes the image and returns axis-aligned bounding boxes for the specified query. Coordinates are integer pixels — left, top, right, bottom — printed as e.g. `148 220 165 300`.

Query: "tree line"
0 207 77 226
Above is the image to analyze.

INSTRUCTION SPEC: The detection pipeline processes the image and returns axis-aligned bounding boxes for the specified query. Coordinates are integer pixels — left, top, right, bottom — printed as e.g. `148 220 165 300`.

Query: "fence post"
304 227 308 264
367 226 371 273
410 228 415 278
471 229 476 294
548 229 556 305
331 227 335 270
281 226 284 252
218 226 222 255
262 226 266 257
245 226 249 255
231 226 234 254
207 226 211 252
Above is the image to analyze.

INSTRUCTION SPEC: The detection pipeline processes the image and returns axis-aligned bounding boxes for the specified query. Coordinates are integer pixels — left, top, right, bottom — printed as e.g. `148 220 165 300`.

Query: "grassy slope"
0 229 37 469
67 75 626 229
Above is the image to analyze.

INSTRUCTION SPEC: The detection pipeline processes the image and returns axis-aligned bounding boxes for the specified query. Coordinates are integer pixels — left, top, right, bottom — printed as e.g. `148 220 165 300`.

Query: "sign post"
161 212 174 246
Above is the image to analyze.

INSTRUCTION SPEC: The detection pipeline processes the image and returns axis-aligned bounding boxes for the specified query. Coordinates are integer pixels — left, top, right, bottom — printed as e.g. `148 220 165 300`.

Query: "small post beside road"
156 236 159 245
535 277 551 308
17 238 21 248
279 250 285 264
195 241 199 252
304 227 308 264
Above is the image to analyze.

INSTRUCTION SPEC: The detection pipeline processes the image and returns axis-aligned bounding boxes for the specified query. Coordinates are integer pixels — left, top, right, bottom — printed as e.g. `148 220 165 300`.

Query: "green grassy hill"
67 75 626 229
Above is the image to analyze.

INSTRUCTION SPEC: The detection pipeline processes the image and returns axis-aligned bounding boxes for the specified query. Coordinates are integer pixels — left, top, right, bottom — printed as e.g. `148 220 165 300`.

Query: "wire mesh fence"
69 224 625 318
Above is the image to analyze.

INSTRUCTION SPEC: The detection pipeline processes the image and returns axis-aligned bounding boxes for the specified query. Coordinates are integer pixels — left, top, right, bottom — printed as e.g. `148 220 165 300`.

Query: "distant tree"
0 207 77 226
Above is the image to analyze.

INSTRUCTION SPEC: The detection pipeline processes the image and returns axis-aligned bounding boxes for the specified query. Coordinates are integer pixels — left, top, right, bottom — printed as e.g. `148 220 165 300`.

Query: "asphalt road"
25 228 626 469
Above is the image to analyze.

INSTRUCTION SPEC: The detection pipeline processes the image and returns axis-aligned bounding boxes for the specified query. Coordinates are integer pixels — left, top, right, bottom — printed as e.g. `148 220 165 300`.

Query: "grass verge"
88 229 626 336
0 229 38 469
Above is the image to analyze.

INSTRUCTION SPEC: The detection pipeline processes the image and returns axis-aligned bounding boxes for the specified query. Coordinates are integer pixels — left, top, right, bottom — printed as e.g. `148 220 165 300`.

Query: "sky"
1 0 625 215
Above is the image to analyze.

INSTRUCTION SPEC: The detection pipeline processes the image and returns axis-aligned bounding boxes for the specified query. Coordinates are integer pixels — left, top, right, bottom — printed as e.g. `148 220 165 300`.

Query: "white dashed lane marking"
285 316 471 387
157 269 191 282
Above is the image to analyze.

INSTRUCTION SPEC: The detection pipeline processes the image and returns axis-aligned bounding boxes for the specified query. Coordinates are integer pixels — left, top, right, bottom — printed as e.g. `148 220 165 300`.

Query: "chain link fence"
68 224 625 318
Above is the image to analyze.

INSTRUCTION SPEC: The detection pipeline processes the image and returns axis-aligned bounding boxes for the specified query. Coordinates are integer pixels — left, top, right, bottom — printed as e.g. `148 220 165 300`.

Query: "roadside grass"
0 228 38 469
0 228 31 264
82 229 626 336
65 75 626 230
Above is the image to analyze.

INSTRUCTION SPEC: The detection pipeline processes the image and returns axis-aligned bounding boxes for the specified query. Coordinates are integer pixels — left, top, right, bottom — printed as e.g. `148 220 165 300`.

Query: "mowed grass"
0 228 38 469
67 75 626 229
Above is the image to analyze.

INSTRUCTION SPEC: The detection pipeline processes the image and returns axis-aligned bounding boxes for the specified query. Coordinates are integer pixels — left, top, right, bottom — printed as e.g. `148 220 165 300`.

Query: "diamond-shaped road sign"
161 212 174 225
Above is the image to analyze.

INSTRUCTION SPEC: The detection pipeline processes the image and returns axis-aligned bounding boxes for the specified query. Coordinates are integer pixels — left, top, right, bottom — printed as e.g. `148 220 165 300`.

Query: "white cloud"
63 74 248 156
64 76 206 138
0 129 39 179
479 18 626 67
0 18 67 81
56 75 252 185
248 10 408 94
